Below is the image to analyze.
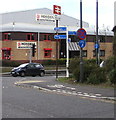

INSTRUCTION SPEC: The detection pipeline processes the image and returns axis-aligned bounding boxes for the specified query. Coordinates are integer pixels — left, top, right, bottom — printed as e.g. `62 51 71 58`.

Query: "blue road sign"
94 44 99 49
54 35 66 39
68 31 76 35
68 38 71 42
54 27 67 31
78 40 86 48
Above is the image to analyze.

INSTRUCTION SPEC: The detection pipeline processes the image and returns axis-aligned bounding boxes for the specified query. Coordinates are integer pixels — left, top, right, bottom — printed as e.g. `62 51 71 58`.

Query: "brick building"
0 8 114 61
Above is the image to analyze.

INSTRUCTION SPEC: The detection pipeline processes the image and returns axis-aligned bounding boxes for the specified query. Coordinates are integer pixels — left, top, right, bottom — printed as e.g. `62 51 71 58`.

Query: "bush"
69 58 99 83
83 61 98 82
87 67 107 84
108 68 116 84
2 60 22 67
42 59 66 66
105 56 116 72
69 57 80 73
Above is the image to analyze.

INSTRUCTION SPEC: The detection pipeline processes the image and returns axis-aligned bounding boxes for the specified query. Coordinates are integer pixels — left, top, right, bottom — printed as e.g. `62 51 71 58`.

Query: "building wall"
0 31 113 61
83 42 113 60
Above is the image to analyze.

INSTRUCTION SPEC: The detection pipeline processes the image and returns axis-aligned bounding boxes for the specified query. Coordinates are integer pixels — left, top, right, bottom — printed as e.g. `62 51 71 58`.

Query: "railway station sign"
53 5 61 15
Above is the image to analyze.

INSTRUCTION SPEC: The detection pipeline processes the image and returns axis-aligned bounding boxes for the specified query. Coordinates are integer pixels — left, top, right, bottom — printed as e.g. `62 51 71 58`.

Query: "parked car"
11 63 45 77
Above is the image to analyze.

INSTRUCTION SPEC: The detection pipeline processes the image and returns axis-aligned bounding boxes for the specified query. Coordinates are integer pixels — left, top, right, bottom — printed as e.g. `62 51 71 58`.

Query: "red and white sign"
17 42 37 49
53 5 61 15
36 14 55 21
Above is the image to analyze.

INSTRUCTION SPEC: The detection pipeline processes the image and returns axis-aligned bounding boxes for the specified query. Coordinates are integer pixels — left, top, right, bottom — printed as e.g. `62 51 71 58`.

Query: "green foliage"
105 56 116 72
104 56 116 85
69 58 108 84
108 69 116 84
42 59 66 66
87 67 106 84
2 60 22 67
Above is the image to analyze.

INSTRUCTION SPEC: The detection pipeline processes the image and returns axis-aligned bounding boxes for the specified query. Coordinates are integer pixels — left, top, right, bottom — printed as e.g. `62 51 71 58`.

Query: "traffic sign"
77 28 86 40
54 27 67 31
78 40 86 48
54 35 66 39
68 38 71 42
94 43 99 49
53 5 61 15
68 31 76 35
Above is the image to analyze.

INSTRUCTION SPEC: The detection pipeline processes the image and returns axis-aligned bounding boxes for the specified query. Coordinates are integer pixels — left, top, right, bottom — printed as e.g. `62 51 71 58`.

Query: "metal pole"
66 27 69 77
80 0 82 28
29 48 32 63
79 0 84 82
96 0 100 65
56 19 58 80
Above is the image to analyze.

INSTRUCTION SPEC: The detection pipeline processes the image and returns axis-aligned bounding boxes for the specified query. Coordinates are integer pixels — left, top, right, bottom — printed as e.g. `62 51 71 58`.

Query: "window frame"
82 50 87 57
93 50 105 57
44 48 52 58
26 33 36 41
3 33 11 41
43 34 51 41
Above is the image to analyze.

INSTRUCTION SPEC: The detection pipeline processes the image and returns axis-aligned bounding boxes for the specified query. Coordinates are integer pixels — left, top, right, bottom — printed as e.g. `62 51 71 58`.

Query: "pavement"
14 75 116 102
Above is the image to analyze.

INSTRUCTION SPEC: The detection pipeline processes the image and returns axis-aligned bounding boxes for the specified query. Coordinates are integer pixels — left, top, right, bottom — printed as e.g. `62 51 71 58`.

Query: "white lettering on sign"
53 5 61 15
36 14 55 22
17 42 37 49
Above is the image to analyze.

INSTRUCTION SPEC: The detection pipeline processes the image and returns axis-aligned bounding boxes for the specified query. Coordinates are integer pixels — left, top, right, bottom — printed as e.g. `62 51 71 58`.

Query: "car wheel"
20 72 25 77
12 74 17 77
39 71 45 77
32 75 36 77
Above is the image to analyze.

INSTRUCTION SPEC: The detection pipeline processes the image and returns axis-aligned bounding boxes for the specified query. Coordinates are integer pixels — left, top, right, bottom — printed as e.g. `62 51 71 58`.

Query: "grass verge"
58 76 115 88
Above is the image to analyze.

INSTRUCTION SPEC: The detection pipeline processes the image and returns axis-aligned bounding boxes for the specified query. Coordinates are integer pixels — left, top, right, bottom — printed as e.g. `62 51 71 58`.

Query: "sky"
0 0 115 30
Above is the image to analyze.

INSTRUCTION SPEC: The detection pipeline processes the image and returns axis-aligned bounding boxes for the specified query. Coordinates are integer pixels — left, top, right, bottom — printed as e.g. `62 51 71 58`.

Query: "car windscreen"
18 63 29 68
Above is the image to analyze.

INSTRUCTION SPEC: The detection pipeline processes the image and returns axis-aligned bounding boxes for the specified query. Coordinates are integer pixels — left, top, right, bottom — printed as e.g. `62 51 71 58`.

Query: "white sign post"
66 27 69 77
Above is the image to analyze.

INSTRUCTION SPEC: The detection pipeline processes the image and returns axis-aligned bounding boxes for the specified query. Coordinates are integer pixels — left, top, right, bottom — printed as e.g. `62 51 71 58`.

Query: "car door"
34 64 42 75
26 64 35 76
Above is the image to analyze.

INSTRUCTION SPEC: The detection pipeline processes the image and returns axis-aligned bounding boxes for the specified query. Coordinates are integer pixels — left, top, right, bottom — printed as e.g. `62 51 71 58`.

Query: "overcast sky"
0 0 115 30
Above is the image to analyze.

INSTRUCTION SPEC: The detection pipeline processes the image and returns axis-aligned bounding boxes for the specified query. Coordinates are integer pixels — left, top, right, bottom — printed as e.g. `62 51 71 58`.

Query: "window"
27 33 35 41
2 48 11 60
44 48 52 58
40 33 54 41
93 50 105 57
100 50 105 57
35 64 42 68
43 34 51 41
99 35 105 42
4 33 11 41
69 35 77 42
82 50 87 57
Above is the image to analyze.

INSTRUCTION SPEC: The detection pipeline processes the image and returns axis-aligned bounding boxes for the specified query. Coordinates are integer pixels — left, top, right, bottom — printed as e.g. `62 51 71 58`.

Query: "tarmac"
13 75 116 102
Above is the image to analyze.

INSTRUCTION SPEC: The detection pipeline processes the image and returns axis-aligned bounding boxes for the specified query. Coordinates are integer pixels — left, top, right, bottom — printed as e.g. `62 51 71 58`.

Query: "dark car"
11 63 45 77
